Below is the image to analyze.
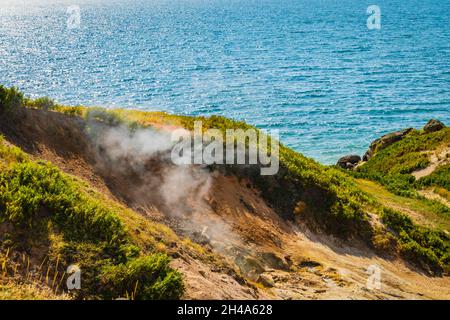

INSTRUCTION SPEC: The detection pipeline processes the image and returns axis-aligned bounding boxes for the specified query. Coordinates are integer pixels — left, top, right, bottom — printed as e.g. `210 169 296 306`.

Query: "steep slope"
347 122 450 276
352 123 449 227
0 86 449 299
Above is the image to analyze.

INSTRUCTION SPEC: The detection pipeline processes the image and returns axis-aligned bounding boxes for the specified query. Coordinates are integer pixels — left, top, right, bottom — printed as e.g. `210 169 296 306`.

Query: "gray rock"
337 155 361 169
423 119 445 134
363 128 413 161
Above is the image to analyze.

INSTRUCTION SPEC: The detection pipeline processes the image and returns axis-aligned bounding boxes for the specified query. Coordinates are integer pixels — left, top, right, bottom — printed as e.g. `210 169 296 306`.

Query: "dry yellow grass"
0 281 69 300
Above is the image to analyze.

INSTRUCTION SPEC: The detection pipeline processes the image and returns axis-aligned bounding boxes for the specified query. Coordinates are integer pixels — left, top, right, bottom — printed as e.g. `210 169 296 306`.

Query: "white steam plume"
85 120 241 253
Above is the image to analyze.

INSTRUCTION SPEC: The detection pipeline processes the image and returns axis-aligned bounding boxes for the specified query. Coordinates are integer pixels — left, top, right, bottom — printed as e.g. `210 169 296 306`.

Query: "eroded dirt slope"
1 109 449 299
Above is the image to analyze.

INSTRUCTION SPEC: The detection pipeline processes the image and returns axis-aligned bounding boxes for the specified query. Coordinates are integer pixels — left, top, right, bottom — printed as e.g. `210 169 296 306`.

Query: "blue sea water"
0 0 449 164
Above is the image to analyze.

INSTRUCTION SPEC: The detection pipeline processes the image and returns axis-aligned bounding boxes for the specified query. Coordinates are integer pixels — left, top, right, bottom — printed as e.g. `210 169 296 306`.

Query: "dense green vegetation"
0 137 184 299
348 126 450 224
381 208 450 273
26 96 56 111
0 85 24 114
353 128 450 196
1 85 83 117
349 123 450 272
101 254 184 300
417 163 450 191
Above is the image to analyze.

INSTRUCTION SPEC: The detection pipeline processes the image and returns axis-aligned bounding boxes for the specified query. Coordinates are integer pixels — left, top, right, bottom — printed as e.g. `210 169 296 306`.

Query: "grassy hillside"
350 121 450 273
1 85 449 300
350 124 450 230
40 96 450 271
354 127 450 196
357 179 450 231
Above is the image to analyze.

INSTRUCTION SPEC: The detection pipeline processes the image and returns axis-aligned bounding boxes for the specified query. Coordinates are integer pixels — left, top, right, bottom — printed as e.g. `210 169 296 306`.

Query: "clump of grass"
52 105 85 116
432 187 450 201
86 107 127 127
100 254 184 300
0 136 27 169
0 248 69 297
0 281 68 300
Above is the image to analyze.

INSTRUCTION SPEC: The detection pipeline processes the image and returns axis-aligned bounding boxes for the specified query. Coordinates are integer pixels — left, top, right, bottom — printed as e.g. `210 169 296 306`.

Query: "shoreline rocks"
423 119 445 133
363 127 413 161
337 154 361 169
337 119 446 168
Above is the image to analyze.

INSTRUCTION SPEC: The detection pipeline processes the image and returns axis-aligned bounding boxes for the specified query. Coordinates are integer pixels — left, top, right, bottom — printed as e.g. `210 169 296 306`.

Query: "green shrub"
441 252 450 269
100 254 184 300
399 238 441 271
0 85 24 113
381 208 450 272
355 128 450 195
0 136 27 164
380 208 414 231
372 229 397 252
28 96 55 111
419 197 450 219
86 108 125 126
58 105 84 116
416 164 450 191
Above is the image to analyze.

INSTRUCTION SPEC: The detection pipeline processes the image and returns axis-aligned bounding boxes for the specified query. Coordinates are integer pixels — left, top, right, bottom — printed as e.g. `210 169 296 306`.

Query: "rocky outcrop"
337 154 361 169
363 128 413 161
423 119 445 133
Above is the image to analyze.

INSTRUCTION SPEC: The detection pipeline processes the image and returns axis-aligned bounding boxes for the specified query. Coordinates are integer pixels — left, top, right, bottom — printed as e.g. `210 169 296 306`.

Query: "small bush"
100 254 184 300
372 230 397 252
380 208 414 231
441 252 450 272
0 85 24 113
381 208 450 272
56 105 84 116
29 96 55 111
399 238 441 271
86 108 125 126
